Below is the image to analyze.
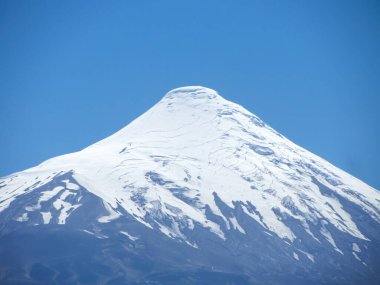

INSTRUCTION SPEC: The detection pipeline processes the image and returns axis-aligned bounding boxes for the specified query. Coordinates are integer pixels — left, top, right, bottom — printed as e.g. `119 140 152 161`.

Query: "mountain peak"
164 86 220 101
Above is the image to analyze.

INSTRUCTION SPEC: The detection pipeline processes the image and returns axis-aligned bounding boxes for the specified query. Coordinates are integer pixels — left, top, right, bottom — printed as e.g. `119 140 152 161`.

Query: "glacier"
0 86 379 284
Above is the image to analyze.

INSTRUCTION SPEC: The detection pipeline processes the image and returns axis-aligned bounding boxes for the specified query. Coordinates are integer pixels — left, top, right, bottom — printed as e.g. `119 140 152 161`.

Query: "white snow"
353 252 360 260
352 243 361 252
97 201 121 223
63 180 80 190
16 212 28 222
1 86 379 245
41 211 52 224
39 186 65 203
53 191 81 224
83 229 96 236
351 243 366 265
298 250 315 263
24 186 64 212
320 221 343 254
120 231 139 241
229 217 246 234
83 229 108 239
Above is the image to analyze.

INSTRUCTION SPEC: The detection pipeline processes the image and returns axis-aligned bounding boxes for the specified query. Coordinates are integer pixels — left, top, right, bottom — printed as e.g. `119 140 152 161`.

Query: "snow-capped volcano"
1 86 379 285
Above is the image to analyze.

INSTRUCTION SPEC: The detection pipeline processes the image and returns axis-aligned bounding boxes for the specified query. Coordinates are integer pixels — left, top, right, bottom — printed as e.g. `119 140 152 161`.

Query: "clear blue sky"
1 1 379 189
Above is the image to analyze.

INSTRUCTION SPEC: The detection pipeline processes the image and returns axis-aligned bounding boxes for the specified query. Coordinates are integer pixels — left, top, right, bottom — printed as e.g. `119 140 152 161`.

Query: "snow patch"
120 231 139 241
41 212 52 224
352 243 361 252
98 201 121 223
229 217 246 234
16 212 28 222
53 191 81 224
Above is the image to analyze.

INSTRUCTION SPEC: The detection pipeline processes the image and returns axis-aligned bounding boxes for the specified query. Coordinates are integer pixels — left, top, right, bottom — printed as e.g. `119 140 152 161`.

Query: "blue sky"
1 1 379 189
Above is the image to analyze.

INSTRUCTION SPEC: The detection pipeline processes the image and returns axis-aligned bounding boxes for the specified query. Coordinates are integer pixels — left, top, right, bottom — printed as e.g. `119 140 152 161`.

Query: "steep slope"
1 86 379 285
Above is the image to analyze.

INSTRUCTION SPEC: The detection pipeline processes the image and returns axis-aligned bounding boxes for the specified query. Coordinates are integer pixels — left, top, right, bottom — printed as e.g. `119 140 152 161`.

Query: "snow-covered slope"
1 86 379 285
